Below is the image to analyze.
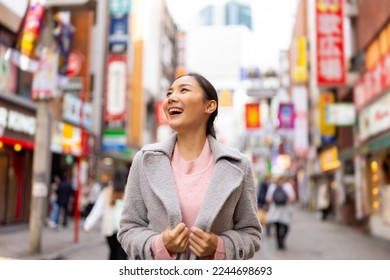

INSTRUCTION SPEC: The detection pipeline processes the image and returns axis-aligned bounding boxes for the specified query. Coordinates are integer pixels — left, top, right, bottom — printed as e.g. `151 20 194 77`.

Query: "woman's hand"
162 223 189 254
189 227 218 258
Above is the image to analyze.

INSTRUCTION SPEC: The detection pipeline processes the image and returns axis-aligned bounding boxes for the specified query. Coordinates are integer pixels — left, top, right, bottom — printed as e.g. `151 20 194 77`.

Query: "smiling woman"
117 73 262 260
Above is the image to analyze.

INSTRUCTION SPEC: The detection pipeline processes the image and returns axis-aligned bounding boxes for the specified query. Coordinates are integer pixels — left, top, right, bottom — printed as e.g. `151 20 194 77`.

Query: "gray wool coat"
117 133 262 260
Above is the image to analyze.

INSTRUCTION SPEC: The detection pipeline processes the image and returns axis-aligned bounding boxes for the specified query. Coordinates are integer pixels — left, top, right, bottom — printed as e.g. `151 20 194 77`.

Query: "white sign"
32 182 48 197
325 103 355 126
106 58 126 118
0 106 36 135
358 92 390 141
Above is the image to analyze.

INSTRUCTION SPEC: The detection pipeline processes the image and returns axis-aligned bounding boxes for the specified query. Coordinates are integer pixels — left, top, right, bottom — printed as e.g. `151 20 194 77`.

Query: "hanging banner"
292 86 309 157
109 14 129 54
292 37 308 83
31 47 59 100
53 14 75 77
278 103 295 129
319 92 336 143
316 0 346 86
325 103 355 126
4 0 45 72
245 103 260 129
155 101 168 126
104 55 127 121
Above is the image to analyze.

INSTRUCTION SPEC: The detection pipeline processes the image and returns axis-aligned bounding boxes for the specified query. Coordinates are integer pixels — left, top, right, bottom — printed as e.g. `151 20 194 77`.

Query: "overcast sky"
166 0 299 69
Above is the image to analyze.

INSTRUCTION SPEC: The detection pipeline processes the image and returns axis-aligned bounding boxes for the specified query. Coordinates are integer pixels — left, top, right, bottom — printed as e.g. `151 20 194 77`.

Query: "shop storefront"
0 94 36 225
356 89 390 240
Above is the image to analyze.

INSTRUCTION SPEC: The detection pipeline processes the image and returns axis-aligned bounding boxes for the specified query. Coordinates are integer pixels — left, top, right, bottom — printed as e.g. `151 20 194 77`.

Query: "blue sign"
109 14 129 54
109 0 131 15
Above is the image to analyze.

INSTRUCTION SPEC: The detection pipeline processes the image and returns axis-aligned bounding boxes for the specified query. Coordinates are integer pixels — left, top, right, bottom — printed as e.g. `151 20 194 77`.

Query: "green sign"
109 0 131 14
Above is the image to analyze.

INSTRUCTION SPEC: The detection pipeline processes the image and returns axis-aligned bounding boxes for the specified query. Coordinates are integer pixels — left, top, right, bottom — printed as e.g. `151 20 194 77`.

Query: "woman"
83 167 128 260
317 183 330 220
265 175 296 250
118 73 261 260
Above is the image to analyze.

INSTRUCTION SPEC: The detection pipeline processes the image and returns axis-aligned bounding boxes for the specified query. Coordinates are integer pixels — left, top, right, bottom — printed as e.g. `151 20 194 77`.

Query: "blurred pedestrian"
317 183 330 221
117 73 261 260
84 176 102 217
47 175 60 229
54 172 74 228
83 166 128 260
257 173 271 236
266 175 296 250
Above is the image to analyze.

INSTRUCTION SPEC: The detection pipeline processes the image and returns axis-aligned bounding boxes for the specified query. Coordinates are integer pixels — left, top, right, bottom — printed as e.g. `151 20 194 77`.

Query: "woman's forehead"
172 75 199 87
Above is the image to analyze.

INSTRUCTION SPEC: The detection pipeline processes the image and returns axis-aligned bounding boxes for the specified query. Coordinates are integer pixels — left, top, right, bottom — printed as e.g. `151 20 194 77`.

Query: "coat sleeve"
117 151 158 260
220 157 262 259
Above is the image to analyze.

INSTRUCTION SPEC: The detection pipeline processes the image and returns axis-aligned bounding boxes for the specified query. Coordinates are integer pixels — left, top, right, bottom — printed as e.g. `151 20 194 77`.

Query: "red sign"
245 103 260 129
354 50 390 111
66 51 83 77
104 55 127 121
155 101 168 125
316 0 345 86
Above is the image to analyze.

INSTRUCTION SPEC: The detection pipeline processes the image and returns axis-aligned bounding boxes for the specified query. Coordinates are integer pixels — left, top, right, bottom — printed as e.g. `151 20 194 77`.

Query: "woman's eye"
166 92 172 97
181 88 188 92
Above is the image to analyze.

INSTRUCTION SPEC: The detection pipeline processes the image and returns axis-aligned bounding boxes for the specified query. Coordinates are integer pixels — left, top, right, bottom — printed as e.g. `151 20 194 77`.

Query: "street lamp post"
29 0 96 254
29 7 55 254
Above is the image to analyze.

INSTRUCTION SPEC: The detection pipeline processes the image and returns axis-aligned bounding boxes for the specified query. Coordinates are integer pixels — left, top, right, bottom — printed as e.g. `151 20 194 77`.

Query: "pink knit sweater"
151 139 225 259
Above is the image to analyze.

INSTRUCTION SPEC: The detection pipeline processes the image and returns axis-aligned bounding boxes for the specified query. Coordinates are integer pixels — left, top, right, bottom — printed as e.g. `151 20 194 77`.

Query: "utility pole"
29 7 54 254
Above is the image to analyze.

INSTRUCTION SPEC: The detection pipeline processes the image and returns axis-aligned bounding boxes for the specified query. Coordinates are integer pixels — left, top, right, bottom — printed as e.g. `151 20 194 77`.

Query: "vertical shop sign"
319 92 336 143
105 55 127 121
155 101 168 125
278 103 295 129
109 14 129 54
316 0 345 86
292 37 308 83
4 0 45 72
245 103 260 129
53 16 75 77
292 86 309 157
31 47 59 99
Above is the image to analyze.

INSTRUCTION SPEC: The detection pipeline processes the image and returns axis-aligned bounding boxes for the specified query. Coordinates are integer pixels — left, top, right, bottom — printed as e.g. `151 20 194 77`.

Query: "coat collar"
142 133 243 163
142 133 245 231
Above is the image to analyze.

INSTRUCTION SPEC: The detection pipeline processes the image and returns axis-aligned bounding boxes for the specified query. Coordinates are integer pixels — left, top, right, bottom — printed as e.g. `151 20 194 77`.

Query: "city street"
2 206 389 260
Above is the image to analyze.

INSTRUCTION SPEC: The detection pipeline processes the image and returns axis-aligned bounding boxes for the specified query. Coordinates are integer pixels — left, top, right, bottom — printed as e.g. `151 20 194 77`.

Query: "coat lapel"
194 136 244 231
142 135 182 228
194 158 244 231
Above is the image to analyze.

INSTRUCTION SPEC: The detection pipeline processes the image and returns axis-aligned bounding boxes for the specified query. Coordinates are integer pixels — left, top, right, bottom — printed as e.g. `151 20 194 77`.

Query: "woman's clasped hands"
162 222 218 258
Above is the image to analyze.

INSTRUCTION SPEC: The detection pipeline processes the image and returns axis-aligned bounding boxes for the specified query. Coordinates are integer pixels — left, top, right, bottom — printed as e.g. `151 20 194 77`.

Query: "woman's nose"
168 92 179 103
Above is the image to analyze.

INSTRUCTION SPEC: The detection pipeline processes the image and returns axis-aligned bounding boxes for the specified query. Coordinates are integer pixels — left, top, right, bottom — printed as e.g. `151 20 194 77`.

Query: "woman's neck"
176 132 207 161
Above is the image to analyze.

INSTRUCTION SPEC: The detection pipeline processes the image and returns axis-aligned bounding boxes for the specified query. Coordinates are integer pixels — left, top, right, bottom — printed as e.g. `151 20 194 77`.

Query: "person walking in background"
84 176 102 217
266 175 296 250
118 73 261 260
257 173 271 236
83 166 128 260
47 175 60 229
54 172 74 228
317 182 330 221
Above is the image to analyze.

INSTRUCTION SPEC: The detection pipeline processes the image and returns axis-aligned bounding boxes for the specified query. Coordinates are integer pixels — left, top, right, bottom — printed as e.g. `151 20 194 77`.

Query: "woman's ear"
206 100 217 114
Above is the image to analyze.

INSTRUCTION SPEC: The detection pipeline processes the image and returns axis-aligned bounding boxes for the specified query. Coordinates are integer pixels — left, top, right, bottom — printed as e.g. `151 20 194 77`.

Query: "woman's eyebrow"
167 83 193 91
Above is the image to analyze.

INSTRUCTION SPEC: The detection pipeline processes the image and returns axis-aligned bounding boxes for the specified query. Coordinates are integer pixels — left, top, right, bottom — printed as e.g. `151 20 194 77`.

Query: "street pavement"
1 206 390 260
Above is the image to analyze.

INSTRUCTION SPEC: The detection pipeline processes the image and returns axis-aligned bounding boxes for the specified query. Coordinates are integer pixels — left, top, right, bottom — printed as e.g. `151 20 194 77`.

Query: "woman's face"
163 75 210 134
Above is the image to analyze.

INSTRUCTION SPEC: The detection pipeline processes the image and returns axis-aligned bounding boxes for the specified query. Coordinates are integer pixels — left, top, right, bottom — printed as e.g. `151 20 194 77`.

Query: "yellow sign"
292 37 308 83
319 92 335 140
320 146 340 171
219 89 233 107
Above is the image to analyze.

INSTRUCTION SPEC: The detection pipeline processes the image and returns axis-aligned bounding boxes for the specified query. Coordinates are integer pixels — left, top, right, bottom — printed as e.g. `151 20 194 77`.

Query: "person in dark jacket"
257 173 271 236
54 172 74 228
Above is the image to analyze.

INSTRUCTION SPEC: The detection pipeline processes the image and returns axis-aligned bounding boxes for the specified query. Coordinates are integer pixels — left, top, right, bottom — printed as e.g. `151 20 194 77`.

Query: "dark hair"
110 165 128 206
177 73 219 138
113 165 128 193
